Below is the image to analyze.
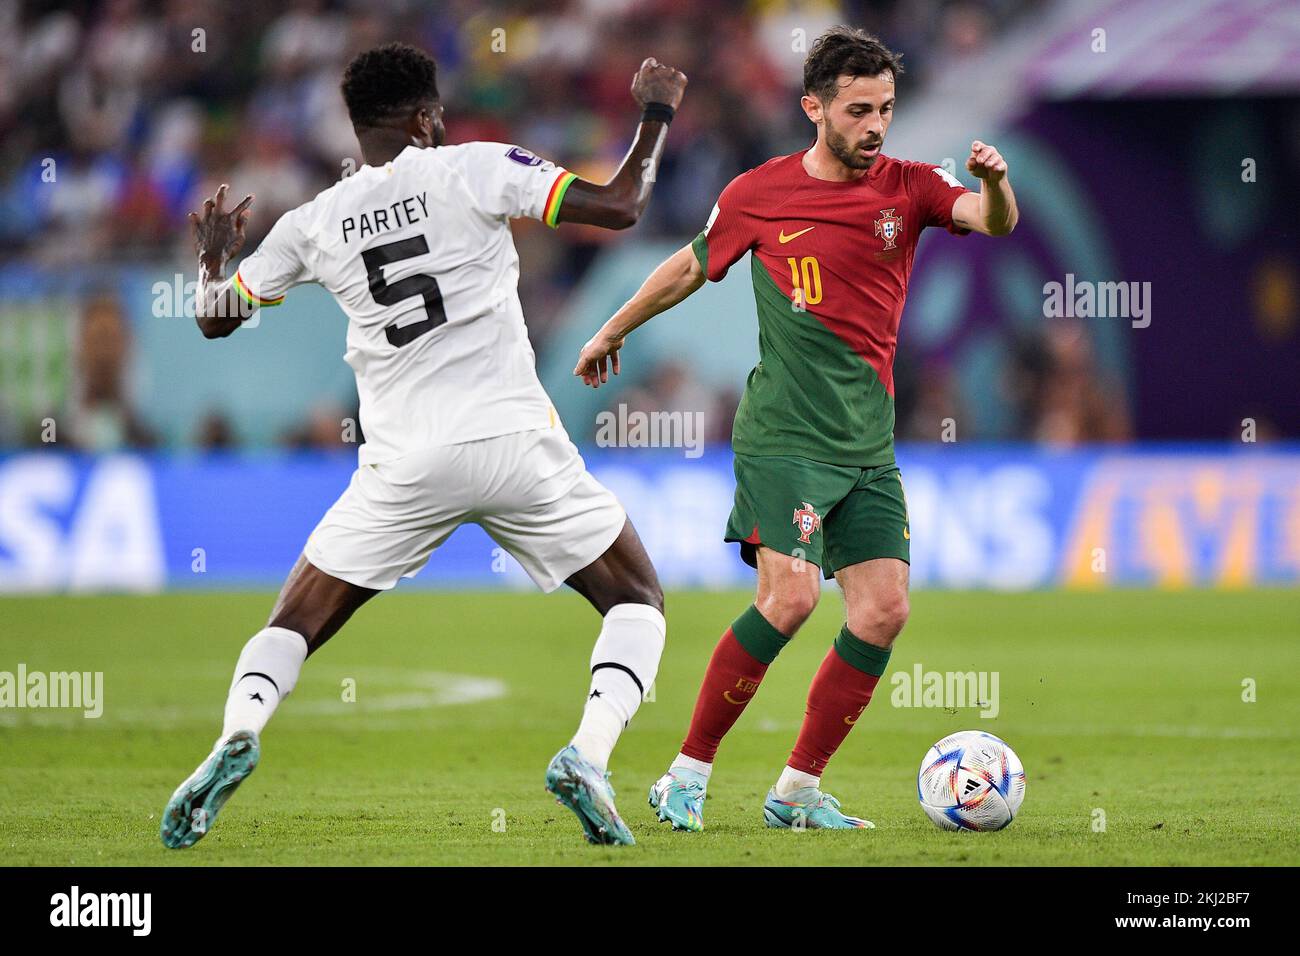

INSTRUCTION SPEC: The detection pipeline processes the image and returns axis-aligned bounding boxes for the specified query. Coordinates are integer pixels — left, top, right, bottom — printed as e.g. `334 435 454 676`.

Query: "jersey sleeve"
233 209 310 307
906 162 973 236
691 172 760 282
443 142 575 227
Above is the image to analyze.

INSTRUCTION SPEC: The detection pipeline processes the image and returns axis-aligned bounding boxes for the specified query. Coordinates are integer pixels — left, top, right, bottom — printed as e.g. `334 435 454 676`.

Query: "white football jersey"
234 142 576 464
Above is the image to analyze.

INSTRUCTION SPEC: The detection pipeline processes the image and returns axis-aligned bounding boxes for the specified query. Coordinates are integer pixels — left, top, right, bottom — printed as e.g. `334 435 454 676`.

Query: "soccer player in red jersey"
574 27 1018 830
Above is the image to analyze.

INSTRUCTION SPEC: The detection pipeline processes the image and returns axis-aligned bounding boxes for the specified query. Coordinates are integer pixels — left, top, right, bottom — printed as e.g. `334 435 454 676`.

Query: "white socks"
670 753 713 781
220 607 668 774
221 627 308 739
775 765 821 798
668 755 813 797
570 603 666 772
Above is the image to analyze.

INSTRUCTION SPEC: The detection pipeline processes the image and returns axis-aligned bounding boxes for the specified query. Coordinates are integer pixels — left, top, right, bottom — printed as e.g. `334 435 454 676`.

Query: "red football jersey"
693 149 971 464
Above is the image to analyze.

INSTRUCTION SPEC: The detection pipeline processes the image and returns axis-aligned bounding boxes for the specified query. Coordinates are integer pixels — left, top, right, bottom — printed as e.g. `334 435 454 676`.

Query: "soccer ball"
917 730 1026 831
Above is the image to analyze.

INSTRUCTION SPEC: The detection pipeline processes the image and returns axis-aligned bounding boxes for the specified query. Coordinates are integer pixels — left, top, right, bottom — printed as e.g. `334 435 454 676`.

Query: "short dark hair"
341 42 439 129
803 27 903 103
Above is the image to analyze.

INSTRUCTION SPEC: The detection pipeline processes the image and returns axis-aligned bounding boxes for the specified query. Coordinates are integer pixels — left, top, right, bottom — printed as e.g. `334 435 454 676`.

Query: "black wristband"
641 102 675 125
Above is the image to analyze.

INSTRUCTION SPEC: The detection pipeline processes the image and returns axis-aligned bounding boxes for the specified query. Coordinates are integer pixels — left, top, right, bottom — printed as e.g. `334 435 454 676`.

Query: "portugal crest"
792 502 822 544
874 208 903 250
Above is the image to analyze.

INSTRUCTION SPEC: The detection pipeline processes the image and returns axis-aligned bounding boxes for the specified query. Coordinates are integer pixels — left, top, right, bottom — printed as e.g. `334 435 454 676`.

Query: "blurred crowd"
0 0 1136 453
894 320 1132 446
13 274 1133 453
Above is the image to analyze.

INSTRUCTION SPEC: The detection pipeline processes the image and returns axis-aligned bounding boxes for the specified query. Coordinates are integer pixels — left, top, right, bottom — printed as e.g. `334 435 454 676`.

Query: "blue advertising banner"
0 445 1296 594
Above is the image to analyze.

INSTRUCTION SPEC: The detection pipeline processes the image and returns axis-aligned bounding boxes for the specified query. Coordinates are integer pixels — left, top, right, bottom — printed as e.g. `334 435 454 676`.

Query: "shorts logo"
874 208 903 250
792 502 822 544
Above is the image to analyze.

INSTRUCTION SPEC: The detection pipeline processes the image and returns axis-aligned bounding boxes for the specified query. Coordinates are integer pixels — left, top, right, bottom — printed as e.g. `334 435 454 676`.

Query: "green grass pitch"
2 589 1298 866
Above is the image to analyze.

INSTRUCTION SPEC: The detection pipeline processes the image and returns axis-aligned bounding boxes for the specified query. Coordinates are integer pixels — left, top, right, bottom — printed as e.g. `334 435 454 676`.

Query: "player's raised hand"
631 57 688 112
574 328 626 388
965 141 1007 182
189 184 254 267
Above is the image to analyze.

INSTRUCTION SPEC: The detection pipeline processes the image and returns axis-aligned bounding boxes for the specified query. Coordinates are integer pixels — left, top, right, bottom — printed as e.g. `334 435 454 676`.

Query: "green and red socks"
674 605 789 773
783 626 891 785
674 613 891 790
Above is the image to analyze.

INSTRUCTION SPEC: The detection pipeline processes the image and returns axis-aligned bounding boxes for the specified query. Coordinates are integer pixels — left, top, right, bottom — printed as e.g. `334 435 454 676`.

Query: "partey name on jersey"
233 141 572 465
341 192 431 243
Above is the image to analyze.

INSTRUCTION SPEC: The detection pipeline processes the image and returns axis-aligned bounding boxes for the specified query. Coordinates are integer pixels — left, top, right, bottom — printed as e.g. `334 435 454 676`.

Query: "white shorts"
304 426 626 592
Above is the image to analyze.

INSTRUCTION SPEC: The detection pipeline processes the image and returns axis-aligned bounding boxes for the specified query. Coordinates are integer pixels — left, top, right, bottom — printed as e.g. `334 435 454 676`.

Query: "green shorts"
724 453 910 578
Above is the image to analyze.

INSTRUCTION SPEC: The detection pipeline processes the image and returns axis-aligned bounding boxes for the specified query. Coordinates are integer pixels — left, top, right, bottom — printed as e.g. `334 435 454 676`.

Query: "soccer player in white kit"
161 43 687 849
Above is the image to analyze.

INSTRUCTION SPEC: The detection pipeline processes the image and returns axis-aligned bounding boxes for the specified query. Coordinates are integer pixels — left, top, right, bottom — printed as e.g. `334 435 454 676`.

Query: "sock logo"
843 704 867 726
723 677 759 705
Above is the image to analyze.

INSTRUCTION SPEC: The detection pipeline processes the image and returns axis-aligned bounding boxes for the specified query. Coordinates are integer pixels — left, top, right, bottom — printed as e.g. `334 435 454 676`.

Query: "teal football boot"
762 786 875 830
160 730 260 849
545 745 635 846
647 769 707 832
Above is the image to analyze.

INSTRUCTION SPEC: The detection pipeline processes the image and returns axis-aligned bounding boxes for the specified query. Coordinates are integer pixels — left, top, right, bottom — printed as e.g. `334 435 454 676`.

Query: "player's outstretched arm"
188 184 258 338
574 242 704 387
952 140 1019 236
555 58 687 230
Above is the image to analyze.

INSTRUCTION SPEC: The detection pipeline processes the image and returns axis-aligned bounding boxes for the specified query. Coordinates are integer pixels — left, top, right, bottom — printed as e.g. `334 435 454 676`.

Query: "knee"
847 590 909 646
757 584 819 636
265 611 322 652
639 580 666 615
608 577 664 616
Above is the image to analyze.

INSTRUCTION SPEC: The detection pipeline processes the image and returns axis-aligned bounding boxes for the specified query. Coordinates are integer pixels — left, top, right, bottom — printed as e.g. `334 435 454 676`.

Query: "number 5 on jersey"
363 235 447 347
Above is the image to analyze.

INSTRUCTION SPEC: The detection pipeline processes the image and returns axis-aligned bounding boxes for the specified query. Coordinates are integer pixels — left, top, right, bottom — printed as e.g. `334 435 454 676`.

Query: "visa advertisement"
0 445 1296 594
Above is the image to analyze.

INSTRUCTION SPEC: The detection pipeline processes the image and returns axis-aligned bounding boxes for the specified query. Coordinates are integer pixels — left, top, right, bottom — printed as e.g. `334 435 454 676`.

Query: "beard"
825 119 882 170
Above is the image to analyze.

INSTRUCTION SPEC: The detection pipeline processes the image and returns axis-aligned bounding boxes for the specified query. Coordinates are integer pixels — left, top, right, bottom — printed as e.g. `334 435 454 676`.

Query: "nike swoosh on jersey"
778 226 815 244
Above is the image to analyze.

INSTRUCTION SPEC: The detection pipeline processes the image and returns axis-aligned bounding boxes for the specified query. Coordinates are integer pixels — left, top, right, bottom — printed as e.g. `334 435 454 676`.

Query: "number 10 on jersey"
787 256 822 308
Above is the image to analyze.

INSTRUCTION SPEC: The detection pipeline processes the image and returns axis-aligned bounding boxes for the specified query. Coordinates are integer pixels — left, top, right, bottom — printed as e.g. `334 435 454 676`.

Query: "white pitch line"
0 670 507 727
